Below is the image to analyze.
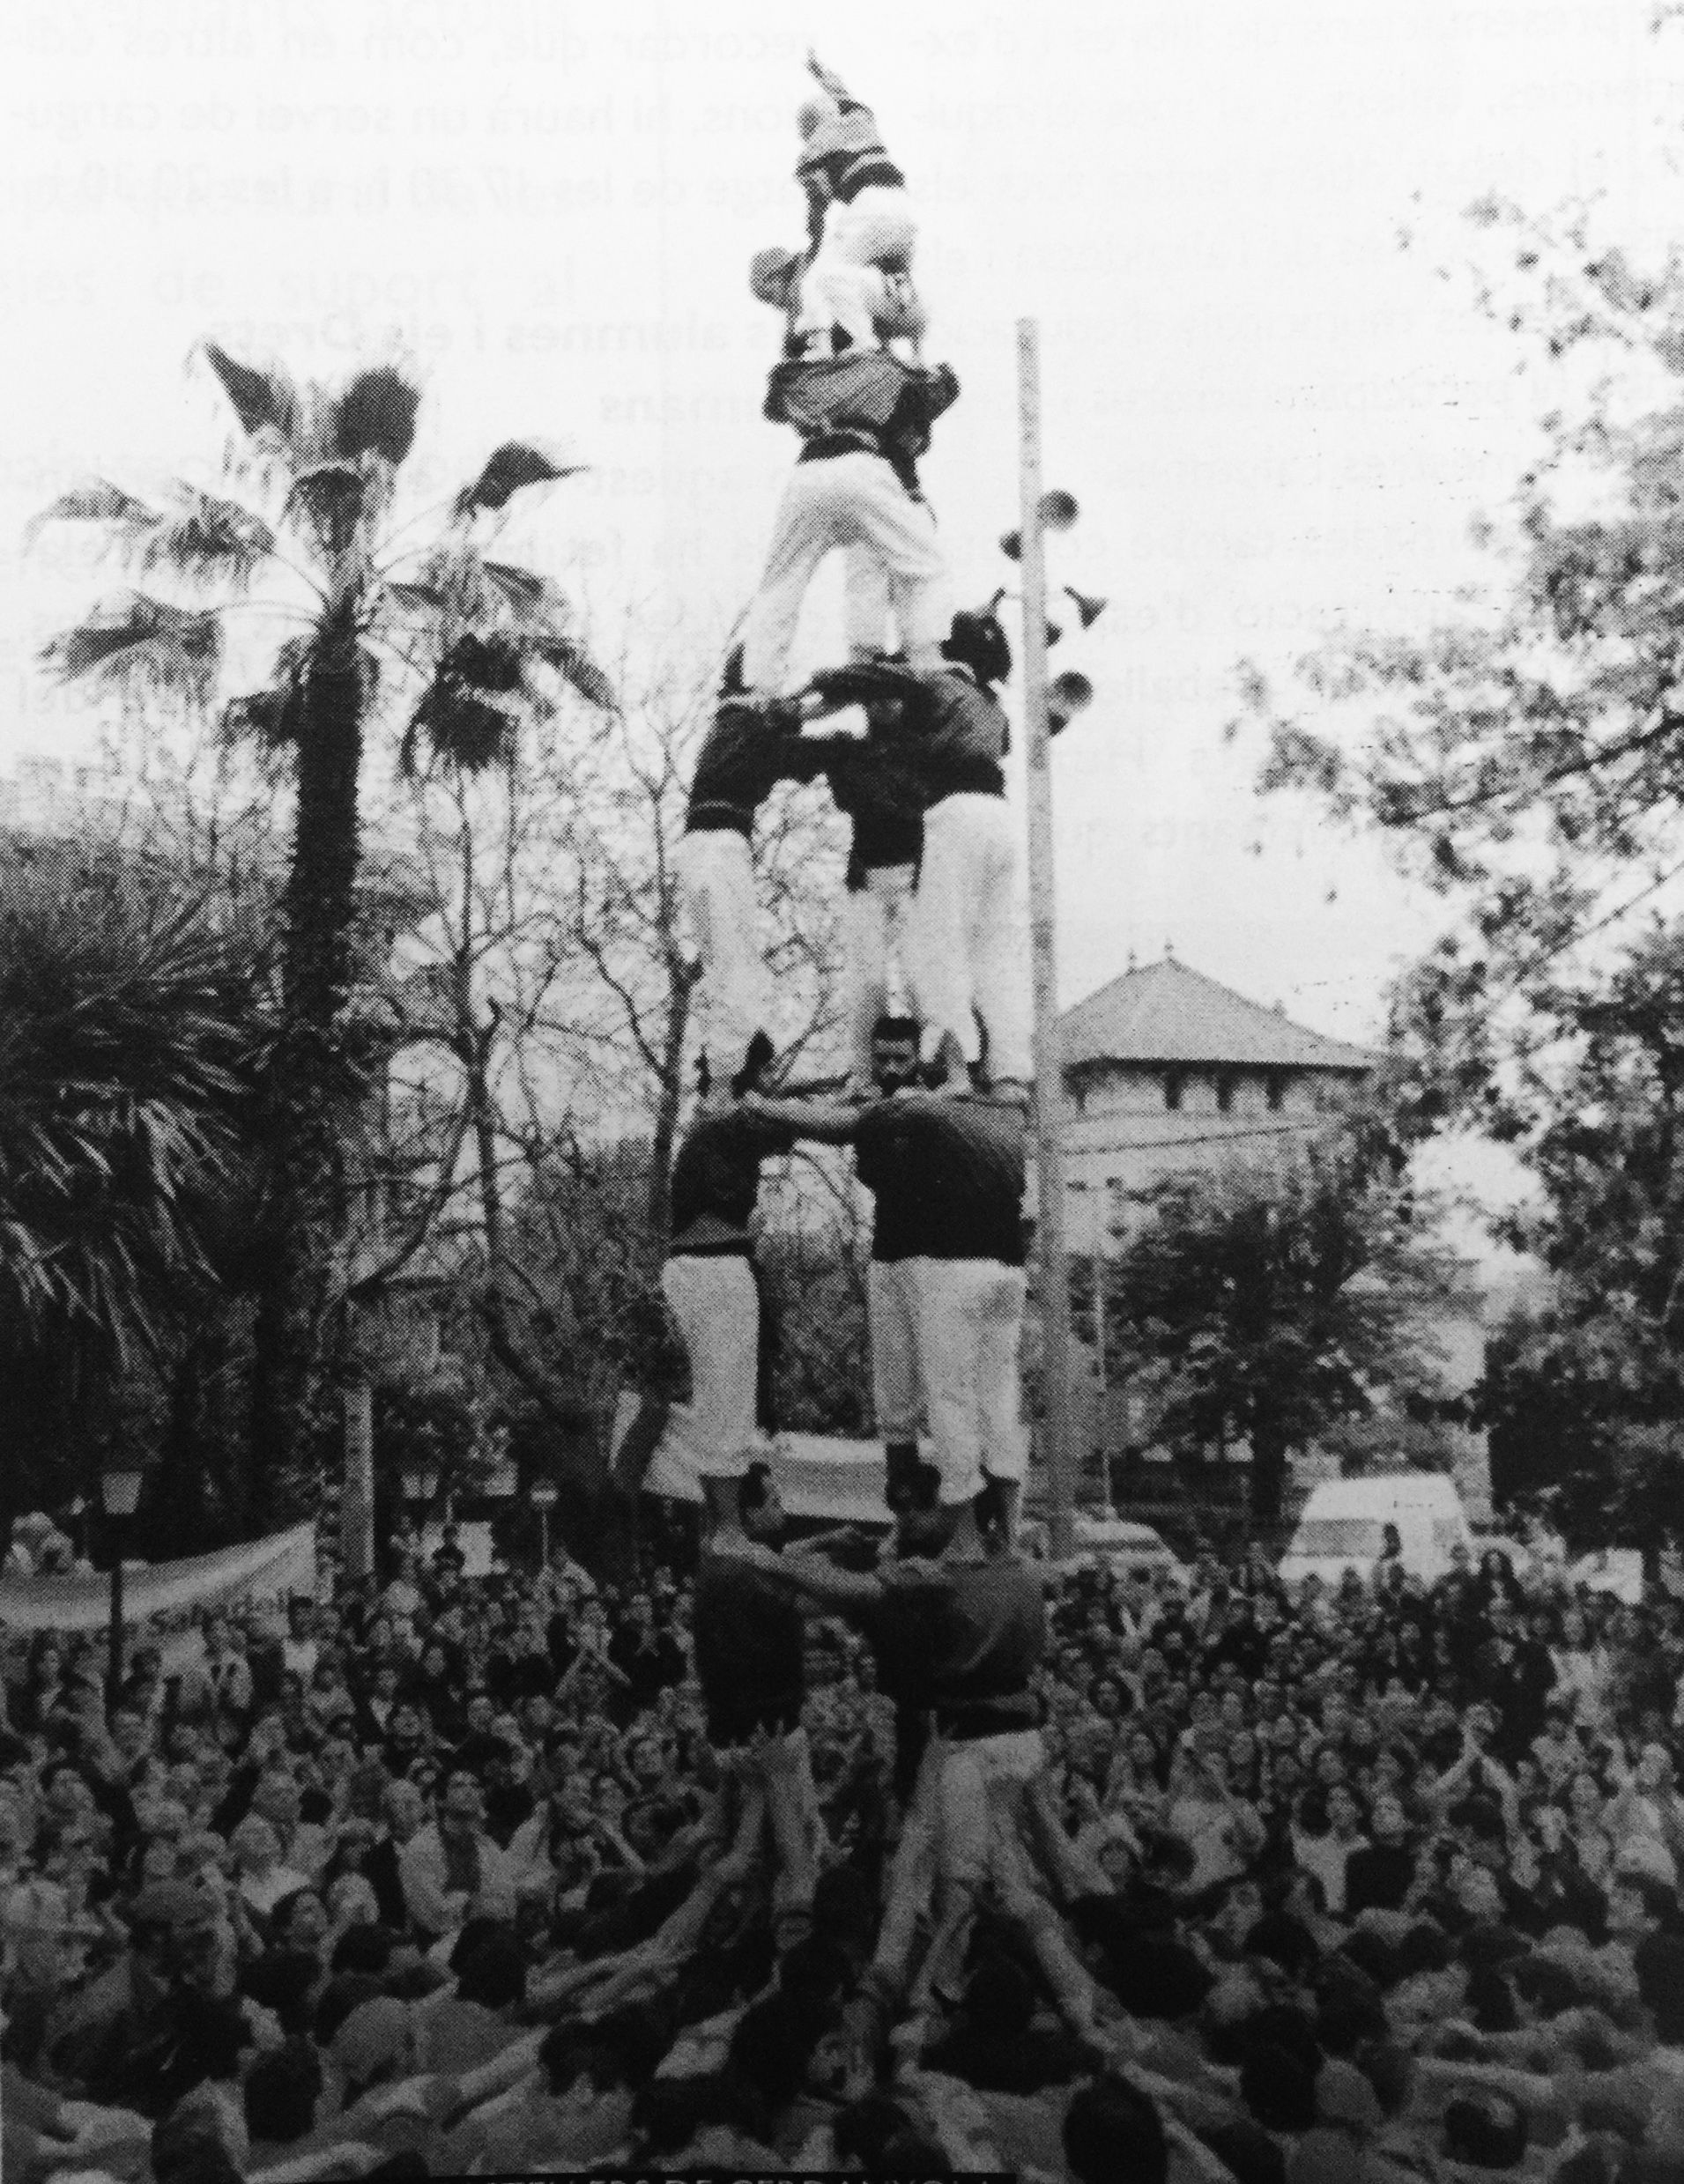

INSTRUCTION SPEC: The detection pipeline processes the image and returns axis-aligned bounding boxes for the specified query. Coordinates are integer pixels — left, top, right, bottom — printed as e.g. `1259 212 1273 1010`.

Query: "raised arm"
738 1091 861 1143
709 1538 887 1623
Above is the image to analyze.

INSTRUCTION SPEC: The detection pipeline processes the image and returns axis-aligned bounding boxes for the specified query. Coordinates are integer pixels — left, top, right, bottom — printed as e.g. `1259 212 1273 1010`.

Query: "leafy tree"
0 840 259 1547
33 347 612 1500
1473 920 1684 1558
1105 1131 1468 1526
1239 197 1684 1138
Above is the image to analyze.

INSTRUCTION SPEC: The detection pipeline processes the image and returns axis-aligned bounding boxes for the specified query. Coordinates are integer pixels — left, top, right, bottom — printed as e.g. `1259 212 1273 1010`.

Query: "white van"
1278 1473 1473 1591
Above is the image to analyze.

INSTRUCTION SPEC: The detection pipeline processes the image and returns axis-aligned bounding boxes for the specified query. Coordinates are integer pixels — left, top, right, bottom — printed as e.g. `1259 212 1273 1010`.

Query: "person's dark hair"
315 1973 385 2048
963 1948 1036 2039
330 1921 396 1977
538 2003 666 2099
1393 1920 1453 1980
1198 2120 1287 2184
719 645 747 699
242 2037 324 2147
1064 2077 1168 2184
1511 1957 1590 2017
455 1928 527 2012
1240 2042 1319 2135
1335 1927 1401 1993
628 2072 756 2159
942 609 1013 689
1315 1973 1387 2057
731 1029 775 1099
872 1014 920 1048
1443 2091 1528 2170
1244 1911 1320 1980
447 1914 506 1976
738 1461 775 1527
1465 1962 1522 2034
240 1950 319 2038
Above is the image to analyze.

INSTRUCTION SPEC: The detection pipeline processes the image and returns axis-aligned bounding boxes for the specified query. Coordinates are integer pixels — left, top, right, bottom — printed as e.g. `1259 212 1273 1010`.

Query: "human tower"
656 51 1038 1542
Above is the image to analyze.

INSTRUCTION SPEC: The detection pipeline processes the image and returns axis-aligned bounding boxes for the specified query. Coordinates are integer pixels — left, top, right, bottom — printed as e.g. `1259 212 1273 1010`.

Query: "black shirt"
901 668 1008 803
693 1549 806 1745
877 1554 1046 1727
668 1107 797 1255
686 700 822 836
853 1093 1026 1265
1343 1840 1416 1916
823 737 924 880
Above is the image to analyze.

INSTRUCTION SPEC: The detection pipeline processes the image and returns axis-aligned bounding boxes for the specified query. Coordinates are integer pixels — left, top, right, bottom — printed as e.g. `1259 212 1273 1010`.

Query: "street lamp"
530 1482 559 1571
99 1459 145 1717
1010 318 1109 1562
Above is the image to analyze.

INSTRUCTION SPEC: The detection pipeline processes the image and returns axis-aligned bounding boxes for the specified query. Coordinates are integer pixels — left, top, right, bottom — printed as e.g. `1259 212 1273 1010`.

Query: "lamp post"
531 1482 559 1572
1012 316 1106 1563
99 1460 145 1719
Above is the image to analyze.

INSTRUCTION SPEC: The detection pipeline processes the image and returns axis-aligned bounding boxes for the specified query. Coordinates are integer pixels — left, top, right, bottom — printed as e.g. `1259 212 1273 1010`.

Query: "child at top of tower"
789 54 921 362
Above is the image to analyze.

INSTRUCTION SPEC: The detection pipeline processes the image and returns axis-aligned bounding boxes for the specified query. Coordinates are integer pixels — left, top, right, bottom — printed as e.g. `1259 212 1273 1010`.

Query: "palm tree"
33 348 613 1493
0 842 256 1546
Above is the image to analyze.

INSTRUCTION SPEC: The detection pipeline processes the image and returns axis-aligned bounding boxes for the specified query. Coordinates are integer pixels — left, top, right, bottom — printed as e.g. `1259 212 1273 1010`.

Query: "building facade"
1057 950 1376 1256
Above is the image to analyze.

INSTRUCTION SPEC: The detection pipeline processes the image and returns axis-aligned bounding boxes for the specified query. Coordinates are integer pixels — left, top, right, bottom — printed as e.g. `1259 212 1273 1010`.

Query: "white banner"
0 1521 316 1634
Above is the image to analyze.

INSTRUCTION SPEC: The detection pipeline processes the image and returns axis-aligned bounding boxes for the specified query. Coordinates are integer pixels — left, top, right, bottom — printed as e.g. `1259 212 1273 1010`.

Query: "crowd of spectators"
4 1507 1684 2181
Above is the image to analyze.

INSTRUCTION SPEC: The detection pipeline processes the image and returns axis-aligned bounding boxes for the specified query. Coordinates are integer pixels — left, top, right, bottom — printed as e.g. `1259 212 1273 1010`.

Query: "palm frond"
331 366 421 467
473 560 617 710
0 851 258 1365
456 441 585 516
386 581 448 614
536 635 618 712
142 487 275 587
39 592 222 708
400 683 520 778
285 463 369 557
24 479 161 552
222 685 302 754
202 344 302 444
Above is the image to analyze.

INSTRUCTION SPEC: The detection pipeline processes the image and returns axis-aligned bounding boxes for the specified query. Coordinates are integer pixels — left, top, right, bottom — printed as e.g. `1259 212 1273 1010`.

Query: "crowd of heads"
4 1508 1684 2178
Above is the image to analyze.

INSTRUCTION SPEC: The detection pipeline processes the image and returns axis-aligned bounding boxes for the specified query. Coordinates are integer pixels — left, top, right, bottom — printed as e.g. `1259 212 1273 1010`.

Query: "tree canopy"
1105 1129 1469 1525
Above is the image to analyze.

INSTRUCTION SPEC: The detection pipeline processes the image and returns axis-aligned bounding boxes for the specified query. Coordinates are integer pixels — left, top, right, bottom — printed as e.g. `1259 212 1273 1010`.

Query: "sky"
0 0 1677 1104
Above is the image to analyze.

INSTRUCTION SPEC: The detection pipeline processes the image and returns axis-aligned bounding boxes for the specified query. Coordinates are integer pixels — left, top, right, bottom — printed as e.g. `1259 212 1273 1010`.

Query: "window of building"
1216 1074 1235 1115
1266 1073 1286 1113
1163 1073 1184 1112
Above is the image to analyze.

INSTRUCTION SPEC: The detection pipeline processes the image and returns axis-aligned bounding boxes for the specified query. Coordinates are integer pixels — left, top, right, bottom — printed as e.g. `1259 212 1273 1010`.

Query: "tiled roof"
1059 956 1378 1073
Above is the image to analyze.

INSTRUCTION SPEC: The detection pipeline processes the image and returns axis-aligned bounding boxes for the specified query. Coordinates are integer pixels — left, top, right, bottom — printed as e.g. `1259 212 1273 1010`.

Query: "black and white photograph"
4 4 1684 2178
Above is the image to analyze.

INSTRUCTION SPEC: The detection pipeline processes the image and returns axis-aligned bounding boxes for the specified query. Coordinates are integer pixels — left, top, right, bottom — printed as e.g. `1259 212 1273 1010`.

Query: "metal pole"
343 1373 375 1585
107 1544 124 1721
1018 317 1076 1561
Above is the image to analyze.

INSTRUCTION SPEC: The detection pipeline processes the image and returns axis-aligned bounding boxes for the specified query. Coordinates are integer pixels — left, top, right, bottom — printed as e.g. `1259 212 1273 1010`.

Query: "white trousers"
743 452 951 697
818 184 917 273
842 864 916 1074
660 1255 760 1478
911 1257 1028 1506
793 188 920 354
674 827 767 1073
904 794 1032 1084
868 1256 922 1443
